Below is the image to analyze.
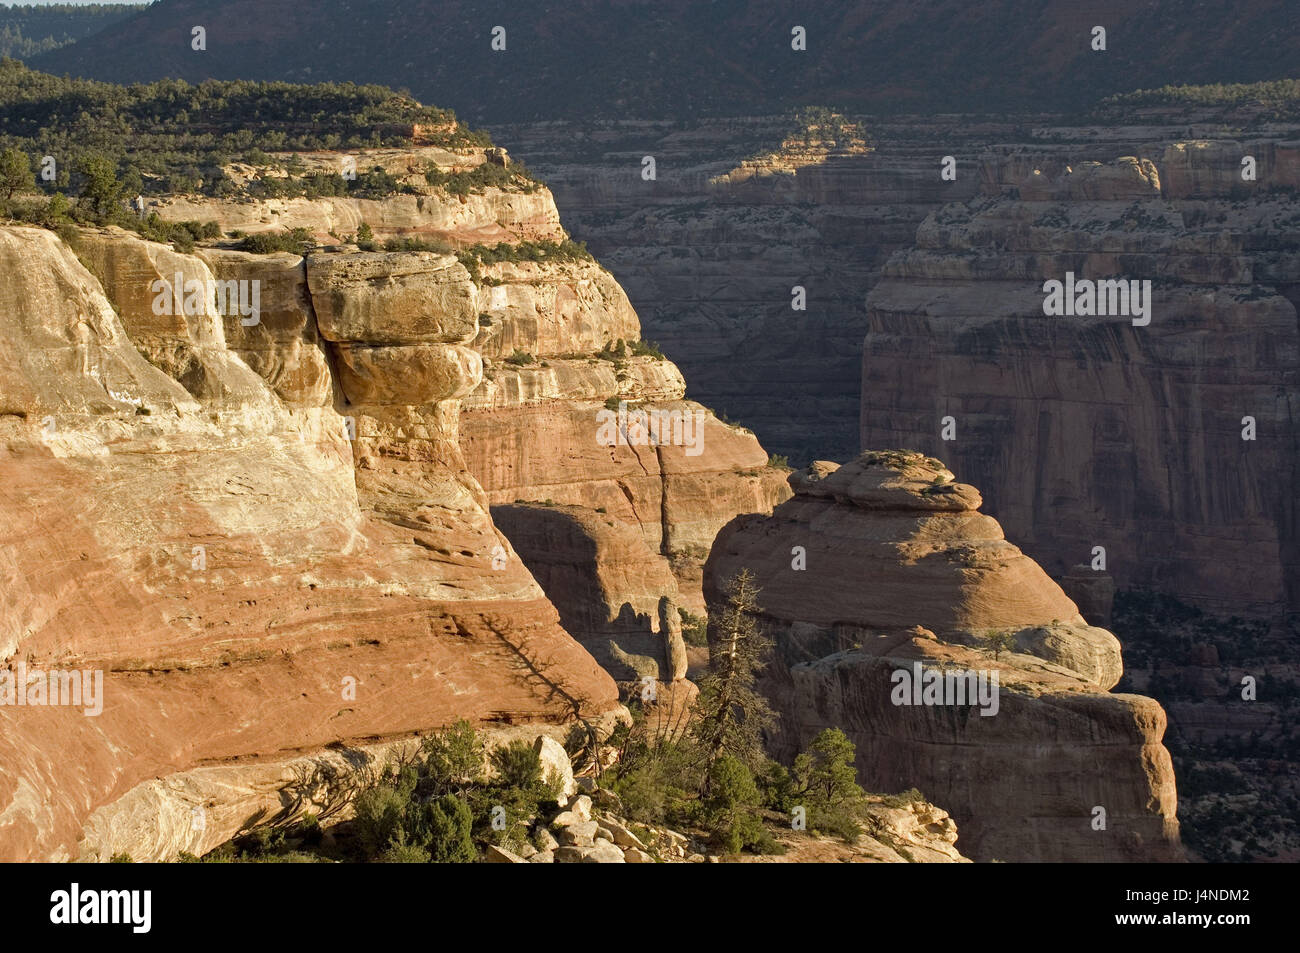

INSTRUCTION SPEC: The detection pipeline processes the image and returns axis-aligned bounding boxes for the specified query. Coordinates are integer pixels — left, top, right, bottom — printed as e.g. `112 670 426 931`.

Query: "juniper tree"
693 568 776 794
0 147 33 200
979 629 1016 660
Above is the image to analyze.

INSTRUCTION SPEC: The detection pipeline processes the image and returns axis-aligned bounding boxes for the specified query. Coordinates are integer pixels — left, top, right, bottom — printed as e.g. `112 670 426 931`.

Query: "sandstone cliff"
705 452 1182 862
151 146 790 650
493 114 977 462
500 107 1300 622
1 141 793 859
0 221 621 861
862 123 1300 619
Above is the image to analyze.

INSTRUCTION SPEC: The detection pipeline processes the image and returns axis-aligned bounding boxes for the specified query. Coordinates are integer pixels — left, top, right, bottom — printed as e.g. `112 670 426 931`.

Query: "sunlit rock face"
706 453 1182 863
0 224 620 862
0 147 799 860
498 111 1300 621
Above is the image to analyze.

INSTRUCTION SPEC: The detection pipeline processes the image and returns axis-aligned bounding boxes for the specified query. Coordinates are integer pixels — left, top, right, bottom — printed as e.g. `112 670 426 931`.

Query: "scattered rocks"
556 821 599 847
599 818 646 850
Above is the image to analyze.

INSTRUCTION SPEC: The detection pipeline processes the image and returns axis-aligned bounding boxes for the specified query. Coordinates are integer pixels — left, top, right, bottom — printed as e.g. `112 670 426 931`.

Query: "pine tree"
693 568 776 794
0 147 33 201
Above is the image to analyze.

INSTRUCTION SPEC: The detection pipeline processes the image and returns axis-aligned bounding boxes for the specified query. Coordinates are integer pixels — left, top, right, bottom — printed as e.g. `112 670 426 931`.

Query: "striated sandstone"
0 142 795 862
457 253 790 621
500 110 1300 622
199 247 333 406
306 251 479 345
862 145 1300 617
705 452 1181 862
0 223 620 862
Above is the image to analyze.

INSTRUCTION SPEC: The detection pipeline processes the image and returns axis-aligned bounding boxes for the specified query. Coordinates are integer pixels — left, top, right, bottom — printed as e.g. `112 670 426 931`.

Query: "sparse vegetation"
192 720 563 863
424 159 542 195
629 339 665 360
354 221 376 250
1100 79 1300 120
979 629 1016 660
0 59 495 205
679 608 709 647
237 226 315 255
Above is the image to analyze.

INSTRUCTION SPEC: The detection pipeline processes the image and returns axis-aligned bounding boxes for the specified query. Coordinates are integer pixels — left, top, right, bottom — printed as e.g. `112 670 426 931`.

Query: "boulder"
534 735 578 802
705 451 1182 863
556 821 599 847
306 251 478 344
582 842 626 863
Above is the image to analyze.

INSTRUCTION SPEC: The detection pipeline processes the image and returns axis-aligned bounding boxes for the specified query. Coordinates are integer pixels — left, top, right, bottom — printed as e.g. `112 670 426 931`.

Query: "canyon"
495 101 1300 623
0 139 791 860
14 86 1296 863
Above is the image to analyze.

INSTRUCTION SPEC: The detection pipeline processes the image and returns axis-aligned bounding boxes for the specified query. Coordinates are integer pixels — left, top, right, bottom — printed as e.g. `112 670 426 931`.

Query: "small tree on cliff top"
692 568 776 794
0 147 34 201
979 629 1017 661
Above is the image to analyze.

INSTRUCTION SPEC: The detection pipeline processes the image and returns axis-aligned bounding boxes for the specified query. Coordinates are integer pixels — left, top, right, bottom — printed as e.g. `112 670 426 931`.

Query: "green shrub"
355 221 377 250
979 629 1017 660
791 728 867 841
380 842 431 863
701 756 774 854
385 236 454 254
608 764 672 824
424 794 476 863
629 339 665 360
491 740 543 791
237 226 315 254
879 787 927 809
418 718 486 795
679 608 709 647
352 768 418 855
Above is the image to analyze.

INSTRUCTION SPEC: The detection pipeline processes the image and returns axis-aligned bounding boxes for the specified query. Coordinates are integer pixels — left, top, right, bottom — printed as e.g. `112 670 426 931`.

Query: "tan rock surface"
0 146 796 861
306 251 478 345
705 452 1181 862
0 223 619 862
199 247 333 406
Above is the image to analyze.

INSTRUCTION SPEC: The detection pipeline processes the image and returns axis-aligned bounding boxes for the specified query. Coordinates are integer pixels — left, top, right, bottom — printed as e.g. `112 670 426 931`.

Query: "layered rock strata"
705 452 1182 862
0 222 619 861
497 109 1300 619
862 134 1300 618
2 140 795 859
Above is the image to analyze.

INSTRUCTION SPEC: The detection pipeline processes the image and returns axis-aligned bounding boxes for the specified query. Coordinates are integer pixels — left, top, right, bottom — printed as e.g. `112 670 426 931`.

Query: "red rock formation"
862 139 1300 619
2 143 791 859
705 452 1182 862
0 223 620 862
454 248 790 620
